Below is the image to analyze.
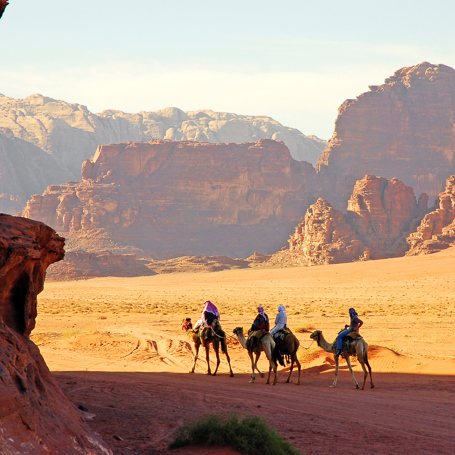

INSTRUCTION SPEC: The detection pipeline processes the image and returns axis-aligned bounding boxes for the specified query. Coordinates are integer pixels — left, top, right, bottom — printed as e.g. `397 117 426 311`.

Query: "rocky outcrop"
20 139 319 259
46 250 156 280
407 175 455 254
286 198 366 265
0 132 72 214
269 175 427 266
345 176 428 258
0 94 325 214
0 214 112 454
0 0 8 19
317 62 455 209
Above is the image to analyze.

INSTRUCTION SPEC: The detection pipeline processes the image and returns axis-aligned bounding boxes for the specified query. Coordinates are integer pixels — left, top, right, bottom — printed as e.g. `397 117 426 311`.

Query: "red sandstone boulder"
21 139 319 259
407 175 455 254
317 62 455 209
0 214 112 454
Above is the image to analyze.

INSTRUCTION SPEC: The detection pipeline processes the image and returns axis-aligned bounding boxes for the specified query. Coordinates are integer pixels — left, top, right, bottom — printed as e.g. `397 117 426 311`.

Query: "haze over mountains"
5 61 455 268
0 94 326 213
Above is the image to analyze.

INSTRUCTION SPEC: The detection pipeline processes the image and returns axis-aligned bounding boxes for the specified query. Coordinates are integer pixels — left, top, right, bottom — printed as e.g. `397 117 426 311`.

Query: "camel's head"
232 327 244 336
181 318 192 331
310 330 322 340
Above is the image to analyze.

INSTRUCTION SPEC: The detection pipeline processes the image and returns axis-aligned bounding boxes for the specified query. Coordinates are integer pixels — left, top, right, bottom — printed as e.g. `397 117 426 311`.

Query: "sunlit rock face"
317 62 455 209
0 214 112 455
270 175 427 266
20 139 320 259
407 175 455 255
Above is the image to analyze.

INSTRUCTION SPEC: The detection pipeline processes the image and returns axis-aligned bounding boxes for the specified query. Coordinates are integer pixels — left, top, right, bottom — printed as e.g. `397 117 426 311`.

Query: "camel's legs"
330 356 339 387
362 355 374 389
204 344 212 375
248 351 256 383
190 343 200 373
346 356 360 389
212 343 221 376
223 350 234 377
252 352 264 378
286 355 301 385
263 346 277 385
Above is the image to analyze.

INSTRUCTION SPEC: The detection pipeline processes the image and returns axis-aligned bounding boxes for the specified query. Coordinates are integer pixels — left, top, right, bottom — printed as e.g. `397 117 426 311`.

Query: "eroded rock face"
0 214 112 454
317 62 455 209
345 176 427 258
0 94 325 214
287 198 367 265
407 175 455 254
21 139 319 258
269 175 427 266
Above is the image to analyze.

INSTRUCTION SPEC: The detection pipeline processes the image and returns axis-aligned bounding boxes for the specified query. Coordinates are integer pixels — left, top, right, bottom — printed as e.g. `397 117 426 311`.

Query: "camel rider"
193 301 220 332
335 308 363 357
247 306 270 350
270 305 287 337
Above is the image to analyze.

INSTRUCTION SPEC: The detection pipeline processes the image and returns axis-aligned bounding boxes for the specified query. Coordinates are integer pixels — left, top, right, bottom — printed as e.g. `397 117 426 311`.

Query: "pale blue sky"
1 0 454 138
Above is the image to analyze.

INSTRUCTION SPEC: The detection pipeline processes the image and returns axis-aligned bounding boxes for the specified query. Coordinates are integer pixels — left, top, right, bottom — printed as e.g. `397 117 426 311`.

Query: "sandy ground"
34 247 455 454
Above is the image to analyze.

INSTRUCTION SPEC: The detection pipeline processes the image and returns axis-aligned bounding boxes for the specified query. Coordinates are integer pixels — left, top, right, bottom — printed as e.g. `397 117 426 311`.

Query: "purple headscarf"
257 306 266 317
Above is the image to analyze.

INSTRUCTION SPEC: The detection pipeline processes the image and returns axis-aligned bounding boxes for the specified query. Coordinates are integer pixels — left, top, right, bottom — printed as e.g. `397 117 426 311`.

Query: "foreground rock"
0 214 112 454
21 139 319 259
317 62 455 209
270 175 427 266
407 175 455 254
0 94 325 214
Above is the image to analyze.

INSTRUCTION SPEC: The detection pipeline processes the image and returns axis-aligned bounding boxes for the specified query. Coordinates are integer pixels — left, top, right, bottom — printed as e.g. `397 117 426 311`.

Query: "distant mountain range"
0 94 326 214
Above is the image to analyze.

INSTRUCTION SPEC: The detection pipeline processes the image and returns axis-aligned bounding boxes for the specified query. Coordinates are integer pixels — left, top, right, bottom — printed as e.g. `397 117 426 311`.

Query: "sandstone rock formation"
20 139 319 259
46 250 156 281
317 62 455 209
0 93 325 214
0 214 112 454
269 175 427 266
407 175 455 254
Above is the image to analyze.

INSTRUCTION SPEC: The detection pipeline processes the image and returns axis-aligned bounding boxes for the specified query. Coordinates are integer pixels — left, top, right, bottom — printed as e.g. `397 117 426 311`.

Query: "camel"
182 318 234 377
272 330 301 385
310 330 374 390
232 327 277 385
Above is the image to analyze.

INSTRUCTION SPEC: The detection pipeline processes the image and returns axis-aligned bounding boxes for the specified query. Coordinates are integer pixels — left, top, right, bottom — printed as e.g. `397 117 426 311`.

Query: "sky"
1 0 454 139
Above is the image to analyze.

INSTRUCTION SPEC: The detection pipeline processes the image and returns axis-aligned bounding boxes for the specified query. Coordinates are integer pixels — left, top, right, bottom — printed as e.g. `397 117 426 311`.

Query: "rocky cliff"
20 139 319 258
317 62 455 209
270 175 427 266
0 214 112 454
407 175 455 254
0 94 325 214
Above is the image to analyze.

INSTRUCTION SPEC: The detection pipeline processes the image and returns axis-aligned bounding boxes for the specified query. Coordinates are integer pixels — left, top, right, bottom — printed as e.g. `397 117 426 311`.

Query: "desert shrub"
294 323 315 333
169 414 301 455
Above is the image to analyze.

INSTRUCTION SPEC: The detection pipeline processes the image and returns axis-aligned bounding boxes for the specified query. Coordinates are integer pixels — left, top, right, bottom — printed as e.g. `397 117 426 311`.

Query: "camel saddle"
246 329 270 352
346 331 361 340
273 327 292 342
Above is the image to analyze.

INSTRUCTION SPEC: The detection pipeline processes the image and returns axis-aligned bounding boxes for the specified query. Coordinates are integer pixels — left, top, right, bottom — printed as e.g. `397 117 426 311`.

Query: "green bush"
169 414 301 455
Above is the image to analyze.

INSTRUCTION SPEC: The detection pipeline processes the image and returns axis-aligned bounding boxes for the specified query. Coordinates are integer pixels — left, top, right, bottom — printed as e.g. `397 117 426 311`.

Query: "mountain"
0 93 326 213
317 62 455 209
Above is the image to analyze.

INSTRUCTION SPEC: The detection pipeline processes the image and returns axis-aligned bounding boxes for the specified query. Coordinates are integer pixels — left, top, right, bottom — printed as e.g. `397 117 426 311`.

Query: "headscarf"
349 308 358 318
202 301 220 319
257 306 266 318
278 305 286 312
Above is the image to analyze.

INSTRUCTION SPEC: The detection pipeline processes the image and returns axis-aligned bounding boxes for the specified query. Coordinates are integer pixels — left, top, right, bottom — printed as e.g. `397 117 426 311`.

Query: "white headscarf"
278 305 286 312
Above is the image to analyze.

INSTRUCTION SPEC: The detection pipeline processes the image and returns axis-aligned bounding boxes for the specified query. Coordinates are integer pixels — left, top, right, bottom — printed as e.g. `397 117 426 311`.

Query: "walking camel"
310 330 374 390
232 327 277 385
182 318 234 377
273 331 301 385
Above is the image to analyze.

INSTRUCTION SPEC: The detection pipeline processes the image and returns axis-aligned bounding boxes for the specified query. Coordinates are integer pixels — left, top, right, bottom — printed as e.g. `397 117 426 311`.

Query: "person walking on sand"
270 305 287 337
335 307 363 357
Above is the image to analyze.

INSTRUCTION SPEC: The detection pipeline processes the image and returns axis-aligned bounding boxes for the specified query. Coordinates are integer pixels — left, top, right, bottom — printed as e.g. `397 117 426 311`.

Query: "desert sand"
33 247 455 454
